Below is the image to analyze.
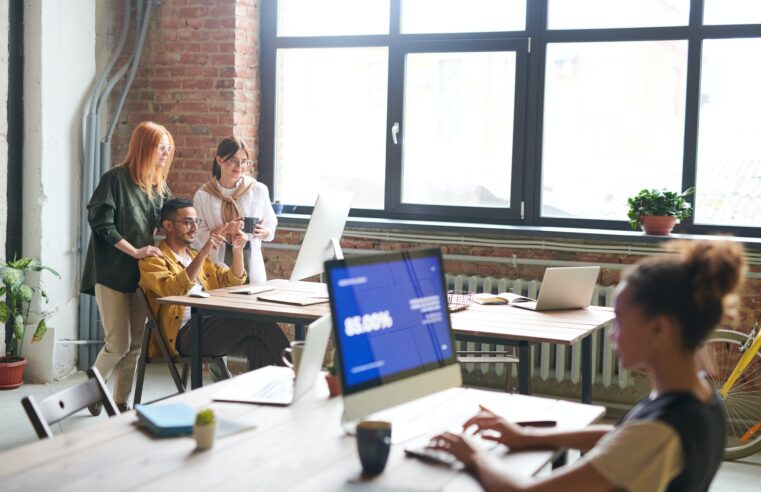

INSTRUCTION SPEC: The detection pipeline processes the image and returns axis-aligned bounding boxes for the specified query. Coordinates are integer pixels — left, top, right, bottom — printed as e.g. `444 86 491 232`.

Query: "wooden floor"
0 366 759 491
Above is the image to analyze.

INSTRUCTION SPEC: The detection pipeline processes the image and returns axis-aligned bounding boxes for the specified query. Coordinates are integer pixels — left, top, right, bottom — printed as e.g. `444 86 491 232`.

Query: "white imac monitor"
324 248 462 423
289 192 353 282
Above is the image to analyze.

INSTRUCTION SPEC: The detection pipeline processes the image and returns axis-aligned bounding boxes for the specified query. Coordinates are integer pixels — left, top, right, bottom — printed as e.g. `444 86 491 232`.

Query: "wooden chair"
133 289 216 404
21 367 119 439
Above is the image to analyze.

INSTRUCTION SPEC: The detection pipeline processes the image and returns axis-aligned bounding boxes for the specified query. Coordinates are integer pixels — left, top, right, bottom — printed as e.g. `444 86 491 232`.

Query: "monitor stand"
340 408 426 444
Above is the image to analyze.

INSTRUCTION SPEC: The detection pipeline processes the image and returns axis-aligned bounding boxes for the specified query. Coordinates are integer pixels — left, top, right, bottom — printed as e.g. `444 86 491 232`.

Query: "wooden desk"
0 368 605 491
158 279 330 389
451 304 616 404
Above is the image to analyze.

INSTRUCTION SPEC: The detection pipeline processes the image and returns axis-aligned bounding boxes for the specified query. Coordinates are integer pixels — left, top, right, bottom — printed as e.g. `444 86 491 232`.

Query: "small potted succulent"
626 187 695 235
324 352 341 398
194 408 216 450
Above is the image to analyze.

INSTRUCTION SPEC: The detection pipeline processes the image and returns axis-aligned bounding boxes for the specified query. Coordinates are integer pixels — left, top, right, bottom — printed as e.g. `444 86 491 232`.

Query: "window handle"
391 122 400 145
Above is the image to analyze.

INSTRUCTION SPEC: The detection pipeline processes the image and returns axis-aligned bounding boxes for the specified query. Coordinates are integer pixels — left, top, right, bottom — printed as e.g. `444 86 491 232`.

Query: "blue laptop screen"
325 250 456 393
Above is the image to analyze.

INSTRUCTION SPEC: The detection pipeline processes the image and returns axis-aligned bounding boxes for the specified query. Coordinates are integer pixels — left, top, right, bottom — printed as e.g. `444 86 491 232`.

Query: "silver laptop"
512 266 600 311
213 315 332 405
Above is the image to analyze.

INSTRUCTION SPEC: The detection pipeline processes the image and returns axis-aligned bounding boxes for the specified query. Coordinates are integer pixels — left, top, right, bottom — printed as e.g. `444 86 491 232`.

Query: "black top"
619 390 725 492
80 166 169 295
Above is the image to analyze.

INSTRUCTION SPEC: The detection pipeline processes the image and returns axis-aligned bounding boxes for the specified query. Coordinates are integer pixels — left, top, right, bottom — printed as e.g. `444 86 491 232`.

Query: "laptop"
212 315 332 405
512 266 601 311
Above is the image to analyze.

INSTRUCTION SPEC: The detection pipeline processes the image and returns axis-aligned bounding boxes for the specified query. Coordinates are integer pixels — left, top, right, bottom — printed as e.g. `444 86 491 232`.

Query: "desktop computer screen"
290 192 353 282
324 248 461 422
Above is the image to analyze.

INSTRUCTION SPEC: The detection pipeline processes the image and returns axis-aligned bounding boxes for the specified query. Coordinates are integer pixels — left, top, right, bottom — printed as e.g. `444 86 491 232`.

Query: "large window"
260 0 761 235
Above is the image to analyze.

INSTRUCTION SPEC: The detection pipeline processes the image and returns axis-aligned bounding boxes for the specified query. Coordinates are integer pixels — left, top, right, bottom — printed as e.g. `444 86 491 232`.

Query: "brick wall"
109 0 260 198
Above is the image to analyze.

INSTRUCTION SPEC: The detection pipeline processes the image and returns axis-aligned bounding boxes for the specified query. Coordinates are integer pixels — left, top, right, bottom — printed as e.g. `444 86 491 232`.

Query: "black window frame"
259 0 761 238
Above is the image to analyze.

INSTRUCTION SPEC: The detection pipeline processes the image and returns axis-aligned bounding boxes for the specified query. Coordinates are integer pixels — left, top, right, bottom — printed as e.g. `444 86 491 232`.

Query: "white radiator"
446 274 630 389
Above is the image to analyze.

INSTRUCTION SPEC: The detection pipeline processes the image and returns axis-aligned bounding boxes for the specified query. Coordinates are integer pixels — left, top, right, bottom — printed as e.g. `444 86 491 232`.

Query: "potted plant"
324 351 341 398
0 257 60 389
272 200 283 215
194 408 216 450
626 187 695 235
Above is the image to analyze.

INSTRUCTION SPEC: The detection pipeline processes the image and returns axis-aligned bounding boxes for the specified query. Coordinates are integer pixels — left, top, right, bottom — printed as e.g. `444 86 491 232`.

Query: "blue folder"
135 403 195 437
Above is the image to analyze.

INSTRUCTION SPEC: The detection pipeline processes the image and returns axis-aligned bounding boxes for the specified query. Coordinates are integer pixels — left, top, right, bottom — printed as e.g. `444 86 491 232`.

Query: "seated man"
139 198 290 381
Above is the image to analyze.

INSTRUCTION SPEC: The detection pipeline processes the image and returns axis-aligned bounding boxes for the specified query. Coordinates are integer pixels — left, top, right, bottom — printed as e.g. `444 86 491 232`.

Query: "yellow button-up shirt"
138 240 247 357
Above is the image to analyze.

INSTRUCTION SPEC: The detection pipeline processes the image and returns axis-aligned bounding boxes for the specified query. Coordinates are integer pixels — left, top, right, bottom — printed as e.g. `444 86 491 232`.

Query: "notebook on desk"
256 292 329 306
512 266 600 311
213 315 332 405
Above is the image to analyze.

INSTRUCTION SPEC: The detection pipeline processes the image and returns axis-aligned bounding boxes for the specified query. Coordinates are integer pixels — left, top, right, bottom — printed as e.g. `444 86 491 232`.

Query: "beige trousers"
92 284 146 404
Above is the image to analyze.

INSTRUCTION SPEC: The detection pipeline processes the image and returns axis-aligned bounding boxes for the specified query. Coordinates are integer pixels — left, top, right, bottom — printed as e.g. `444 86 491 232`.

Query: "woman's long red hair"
117 121 174 197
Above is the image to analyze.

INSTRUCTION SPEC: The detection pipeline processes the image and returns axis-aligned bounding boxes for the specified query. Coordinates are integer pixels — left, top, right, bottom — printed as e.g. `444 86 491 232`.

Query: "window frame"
259 0 761 238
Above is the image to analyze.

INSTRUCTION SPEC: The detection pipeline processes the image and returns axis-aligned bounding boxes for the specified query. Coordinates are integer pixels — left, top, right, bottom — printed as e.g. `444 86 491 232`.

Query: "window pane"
278 0 389 36
704 0 761 25
548 0 689 29
401 0 525 34
694 39 761 227
275 48 388 208
402 51 516 208
542 41 688 220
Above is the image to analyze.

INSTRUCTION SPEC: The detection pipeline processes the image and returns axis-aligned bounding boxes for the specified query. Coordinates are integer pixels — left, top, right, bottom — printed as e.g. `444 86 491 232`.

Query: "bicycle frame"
720 324 761 398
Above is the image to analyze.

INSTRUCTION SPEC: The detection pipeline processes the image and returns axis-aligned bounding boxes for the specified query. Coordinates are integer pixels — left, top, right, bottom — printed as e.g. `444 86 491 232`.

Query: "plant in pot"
0 258 60 389
194 407 216 450
324 351 341 398
626 187 695 235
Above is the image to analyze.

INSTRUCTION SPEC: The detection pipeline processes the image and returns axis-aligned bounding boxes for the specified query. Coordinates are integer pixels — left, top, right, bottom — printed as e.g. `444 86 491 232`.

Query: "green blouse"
80 166 169 295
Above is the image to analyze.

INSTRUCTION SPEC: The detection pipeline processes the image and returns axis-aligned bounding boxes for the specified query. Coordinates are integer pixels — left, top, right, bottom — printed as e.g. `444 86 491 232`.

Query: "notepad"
256 293 329 306
473 292 534 305
135 403 195 437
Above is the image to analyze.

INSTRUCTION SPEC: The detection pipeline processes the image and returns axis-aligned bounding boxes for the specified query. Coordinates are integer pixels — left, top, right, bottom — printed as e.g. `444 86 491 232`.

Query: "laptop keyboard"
252 379 293 401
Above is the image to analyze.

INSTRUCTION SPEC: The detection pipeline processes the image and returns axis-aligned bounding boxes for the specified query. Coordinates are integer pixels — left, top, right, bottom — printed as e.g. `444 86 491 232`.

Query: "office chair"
22 367 119 439
133 289 218 404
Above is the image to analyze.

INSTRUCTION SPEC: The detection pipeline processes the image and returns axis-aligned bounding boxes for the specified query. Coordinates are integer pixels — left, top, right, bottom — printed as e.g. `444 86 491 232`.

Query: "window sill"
274 213 761 250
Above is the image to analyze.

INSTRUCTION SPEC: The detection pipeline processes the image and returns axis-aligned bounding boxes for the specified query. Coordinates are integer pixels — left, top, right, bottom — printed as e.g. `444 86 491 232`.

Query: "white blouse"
192 180 277 284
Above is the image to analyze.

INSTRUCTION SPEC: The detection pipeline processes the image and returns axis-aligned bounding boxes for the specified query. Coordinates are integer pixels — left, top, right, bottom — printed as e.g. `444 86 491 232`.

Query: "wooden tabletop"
157 279 615 345
157 279 331 322
0 368 605 491
451 303 616 345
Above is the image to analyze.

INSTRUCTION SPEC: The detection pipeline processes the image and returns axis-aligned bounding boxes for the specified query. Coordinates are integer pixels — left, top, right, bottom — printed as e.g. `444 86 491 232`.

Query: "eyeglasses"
170 218 203 228
223 158 253 169
157 144 174 154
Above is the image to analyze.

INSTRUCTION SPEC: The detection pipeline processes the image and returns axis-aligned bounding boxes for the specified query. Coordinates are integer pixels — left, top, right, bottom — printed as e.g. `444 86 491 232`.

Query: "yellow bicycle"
698 318 761 460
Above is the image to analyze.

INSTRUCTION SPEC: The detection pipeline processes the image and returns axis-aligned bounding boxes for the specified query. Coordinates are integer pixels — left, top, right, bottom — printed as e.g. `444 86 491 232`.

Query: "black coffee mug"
356 421 392 476
243 217 258 234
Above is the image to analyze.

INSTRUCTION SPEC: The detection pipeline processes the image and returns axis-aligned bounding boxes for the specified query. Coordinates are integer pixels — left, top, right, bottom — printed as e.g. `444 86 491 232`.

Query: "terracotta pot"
0 356 27 390
325 373 341 398
640 215 677 235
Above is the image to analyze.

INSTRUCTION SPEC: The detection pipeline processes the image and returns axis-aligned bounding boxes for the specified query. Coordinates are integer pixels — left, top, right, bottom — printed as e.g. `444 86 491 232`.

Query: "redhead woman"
428 240 746 492
81 121 173 413
192 137 277 284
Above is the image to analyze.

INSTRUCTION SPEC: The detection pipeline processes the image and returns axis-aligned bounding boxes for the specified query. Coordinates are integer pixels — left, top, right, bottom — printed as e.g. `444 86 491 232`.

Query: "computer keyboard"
405 435 500 468
252 379 293 402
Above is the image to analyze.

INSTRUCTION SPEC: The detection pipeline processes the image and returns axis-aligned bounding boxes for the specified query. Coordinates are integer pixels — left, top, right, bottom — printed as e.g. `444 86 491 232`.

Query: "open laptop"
512 266 601 311
212 315 332 405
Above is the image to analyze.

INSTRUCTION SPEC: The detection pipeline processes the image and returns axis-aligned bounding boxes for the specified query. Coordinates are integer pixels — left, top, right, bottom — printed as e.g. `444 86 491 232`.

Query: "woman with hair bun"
193 137 277 284
81 121 174 414
428 240 747 492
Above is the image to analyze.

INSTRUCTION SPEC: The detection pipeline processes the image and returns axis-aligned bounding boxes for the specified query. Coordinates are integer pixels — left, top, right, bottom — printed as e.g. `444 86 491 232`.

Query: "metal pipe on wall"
78 0 154 369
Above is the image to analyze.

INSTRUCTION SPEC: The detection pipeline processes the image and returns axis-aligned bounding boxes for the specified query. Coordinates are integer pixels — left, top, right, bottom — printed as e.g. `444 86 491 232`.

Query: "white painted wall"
0 4 9 268
23 0 96 381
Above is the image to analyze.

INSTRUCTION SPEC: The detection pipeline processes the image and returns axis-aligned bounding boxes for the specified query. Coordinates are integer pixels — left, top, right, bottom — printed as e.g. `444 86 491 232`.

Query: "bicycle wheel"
697 329 761 460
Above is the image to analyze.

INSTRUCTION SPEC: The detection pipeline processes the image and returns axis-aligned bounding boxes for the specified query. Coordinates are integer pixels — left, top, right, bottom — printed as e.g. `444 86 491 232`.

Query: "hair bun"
668 240 747 306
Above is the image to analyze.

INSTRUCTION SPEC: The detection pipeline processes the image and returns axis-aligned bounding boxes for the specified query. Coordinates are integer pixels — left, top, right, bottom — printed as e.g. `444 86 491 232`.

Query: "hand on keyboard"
405 432 499 469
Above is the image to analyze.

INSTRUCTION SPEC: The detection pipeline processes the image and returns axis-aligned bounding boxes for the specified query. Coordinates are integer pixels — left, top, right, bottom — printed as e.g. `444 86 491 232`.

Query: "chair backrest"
136 289 177 361
21 367 119 439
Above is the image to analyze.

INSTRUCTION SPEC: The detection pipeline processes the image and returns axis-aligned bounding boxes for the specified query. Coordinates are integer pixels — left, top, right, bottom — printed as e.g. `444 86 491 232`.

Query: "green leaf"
13 314 24 341
8 258 33 270
26 260 61 278
0 302 9 324
0 286 5 296
40 289 49 303
32 318 47 343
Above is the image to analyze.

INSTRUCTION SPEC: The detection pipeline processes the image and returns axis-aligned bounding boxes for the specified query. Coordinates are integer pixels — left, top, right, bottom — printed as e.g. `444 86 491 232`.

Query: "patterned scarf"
199 175 255 240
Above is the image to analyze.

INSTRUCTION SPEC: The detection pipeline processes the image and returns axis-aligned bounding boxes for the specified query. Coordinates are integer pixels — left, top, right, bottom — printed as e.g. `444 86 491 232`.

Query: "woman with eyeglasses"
192 137 277 284
81 121 174 414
